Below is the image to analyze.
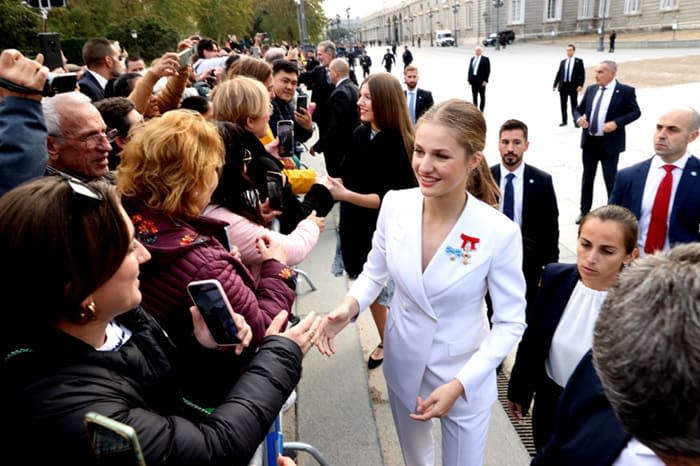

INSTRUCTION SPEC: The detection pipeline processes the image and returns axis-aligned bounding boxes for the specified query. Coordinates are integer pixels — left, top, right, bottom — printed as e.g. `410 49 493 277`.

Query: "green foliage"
0 0 43 53
1 0 327 58
105 17 180 62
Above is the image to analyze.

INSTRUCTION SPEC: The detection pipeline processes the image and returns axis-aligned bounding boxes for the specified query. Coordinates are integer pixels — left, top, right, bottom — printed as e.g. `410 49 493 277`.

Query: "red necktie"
644 164 675 254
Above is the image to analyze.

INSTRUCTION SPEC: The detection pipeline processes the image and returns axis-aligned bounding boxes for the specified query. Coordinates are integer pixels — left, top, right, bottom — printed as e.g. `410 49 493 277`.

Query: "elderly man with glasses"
43 92 117 181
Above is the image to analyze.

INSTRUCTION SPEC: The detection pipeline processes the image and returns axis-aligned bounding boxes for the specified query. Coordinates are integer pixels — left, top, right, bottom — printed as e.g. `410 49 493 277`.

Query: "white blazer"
349 188 527 413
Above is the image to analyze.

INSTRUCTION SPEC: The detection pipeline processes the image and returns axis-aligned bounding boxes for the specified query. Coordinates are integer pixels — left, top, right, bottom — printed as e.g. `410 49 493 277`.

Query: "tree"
0 0 45 53
195 0 253 45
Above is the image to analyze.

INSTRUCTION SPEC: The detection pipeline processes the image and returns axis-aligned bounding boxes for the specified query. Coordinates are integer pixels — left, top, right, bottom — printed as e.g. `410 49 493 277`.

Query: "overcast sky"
322 0 401 20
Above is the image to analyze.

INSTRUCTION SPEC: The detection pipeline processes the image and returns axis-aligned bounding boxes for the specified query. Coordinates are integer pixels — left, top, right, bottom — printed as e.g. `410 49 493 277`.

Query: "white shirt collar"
88 69 109 90
651 152 689 171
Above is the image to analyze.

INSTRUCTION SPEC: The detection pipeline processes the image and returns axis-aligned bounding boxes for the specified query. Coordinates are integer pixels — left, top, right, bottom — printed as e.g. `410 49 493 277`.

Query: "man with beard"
78 38 123 102
491 119 559 320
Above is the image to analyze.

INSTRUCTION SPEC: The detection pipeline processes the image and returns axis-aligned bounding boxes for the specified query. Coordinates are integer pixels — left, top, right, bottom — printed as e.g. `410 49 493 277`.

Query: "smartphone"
296 94 308 112
177 47 194 68
277 120 294 158
84 412 146 466
49 72 77 93
38 32 64 71
187 279 240 346
266 171 285 211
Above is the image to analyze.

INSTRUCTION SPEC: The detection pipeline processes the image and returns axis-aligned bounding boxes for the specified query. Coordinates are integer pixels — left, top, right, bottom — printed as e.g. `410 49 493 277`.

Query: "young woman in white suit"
317 99 527 466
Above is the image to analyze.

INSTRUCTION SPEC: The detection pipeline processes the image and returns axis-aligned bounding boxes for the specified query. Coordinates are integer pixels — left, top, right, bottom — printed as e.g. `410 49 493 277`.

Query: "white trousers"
388 381 491 466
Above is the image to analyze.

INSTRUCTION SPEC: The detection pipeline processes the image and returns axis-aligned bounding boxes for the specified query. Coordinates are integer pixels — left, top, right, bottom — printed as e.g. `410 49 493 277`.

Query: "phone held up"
84 411 147 466
177 47 195 69
266 170 285 211
187 279 240 346
296 94 308 113
38 32 64 71
277 119 294 159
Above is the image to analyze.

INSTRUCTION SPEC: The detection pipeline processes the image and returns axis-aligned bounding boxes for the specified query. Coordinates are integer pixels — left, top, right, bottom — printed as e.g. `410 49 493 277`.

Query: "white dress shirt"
498 163 524 227
472 56 481 75
589 80 617 136
546 280 607 387
88 69 109 90
612 438 664 466
638 152 689 254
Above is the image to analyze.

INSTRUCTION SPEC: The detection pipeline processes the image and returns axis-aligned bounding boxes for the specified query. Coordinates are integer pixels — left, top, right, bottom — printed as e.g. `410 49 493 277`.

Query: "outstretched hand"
315 298 358 356
266 310 322 356
409 379 464 421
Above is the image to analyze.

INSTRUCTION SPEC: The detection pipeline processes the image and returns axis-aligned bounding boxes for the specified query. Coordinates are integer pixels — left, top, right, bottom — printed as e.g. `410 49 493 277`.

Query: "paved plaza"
290 40 700 465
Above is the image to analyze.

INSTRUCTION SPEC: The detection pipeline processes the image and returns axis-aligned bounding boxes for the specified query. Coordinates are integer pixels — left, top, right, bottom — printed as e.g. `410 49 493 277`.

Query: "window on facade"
598 0 611 17
580 0 594 18
466 6 472 28
624 0 640 13
545 0 560 20
660 0 678 8
511 0 524 22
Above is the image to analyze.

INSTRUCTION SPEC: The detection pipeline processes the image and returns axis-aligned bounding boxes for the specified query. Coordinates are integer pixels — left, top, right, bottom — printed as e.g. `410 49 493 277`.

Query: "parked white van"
435 30 455 47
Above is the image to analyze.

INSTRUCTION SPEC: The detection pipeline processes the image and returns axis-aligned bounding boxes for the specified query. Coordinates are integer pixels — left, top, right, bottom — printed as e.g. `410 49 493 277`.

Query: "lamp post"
493 0 503 51
130 29 138 54
452 3 459 46
409 16 415 46
428 10 434 47
597 0 608 52
293 0 308 47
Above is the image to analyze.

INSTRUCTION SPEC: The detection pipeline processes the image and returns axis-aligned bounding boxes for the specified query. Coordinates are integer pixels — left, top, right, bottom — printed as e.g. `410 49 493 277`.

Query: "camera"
42 72 77 97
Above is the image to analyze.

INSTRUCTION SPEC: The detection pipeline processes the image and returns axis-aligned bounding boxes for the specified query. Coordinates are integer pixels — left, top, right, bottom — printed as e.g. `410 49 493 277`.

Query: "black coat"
1 307 302 466
338 124 417 277
244 131 334 233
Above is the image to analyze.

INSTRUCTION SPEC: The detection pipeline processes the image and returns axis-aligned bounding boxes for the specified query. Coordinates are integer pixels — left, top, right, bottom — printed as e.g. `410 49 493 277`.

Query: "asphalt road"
288 40 700 466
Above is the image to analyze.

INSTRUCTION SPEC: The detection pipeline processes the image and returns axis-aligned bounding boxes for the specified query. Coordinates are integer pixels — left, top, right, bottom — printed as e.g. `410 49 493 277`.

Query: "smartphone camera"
266 171 284 211
42 72 77 97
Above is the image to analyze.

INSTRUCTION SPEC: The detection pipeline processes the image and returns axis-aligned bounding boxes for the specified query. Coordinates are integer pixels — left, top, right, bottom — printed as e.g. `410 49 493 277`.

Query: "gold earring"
80 300 97 321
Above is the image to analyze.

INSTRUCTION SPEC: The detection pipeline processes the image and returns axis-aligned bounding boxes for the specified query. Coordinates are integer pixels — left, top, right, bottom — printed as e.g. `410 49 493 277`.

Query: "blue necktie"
408 91 416 125
503 173 515 221
589 86 606 136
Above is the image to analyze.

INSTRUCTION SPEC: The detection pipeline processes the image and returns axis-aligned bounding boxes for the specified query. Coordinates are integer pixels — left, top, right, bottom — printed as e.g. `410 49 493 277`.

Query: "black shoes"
559 123 567 127
368 343 384 370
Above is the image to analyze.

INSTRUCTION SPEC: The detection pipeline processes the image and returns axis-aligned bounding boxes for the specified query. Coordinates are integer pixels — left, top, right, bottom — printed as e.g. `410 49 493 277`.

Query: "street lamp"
452 3 460 46
130 29 138 53
492 0 503 51
409 16 415 47
428 10 434 47
294 0 309 47
597 0 608 52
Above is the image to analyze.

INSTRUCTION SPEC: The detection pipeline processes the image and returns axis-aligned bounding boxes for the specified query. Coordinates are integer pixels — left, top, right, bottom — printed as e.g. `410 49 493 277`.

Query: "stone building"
359 0 700 47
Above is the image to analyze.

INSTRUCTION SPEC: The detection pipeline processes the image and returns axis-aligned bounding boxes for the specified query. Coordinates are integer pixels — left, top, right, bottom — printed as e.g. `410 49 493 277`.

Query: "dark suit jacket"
298 65 333 133
508 263 579 414
532 351 631 466
404 88 434 121
313 78 359 176
573 81 641 155
468 55 490 86
609 155 700 246
77 71 104 102
491 164 560 314
553 57 585 90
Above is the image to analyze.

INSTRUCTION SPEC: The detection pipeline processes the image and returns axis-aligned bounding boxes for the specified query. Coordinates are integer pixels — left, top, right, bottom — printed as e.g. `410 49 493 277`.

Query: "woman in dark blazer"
328 72 417 368
507 205 639 451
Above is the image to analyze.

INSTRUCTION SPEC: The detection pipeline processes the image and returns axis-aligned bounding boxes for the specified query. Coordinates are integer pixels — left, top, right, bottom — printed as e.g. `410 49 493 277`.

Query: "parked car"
435 29 456 47
482 30 515 47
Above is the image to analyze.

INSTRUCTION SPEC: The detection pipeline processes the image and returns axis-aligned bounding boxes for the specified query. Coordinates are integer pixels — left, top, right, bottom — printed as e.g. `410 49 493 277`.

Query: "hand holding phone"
177 47 194 69
277 120 294 158
266 170 285 211
38 32 64 71
296 94 308 112
187 279 241 347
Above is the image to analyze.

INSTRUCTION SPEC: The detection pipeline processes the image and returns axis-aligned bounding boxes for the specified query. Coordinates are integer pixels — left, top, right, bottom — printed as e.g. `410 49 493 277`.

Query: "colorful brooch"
445 233 480 265
132 214 159 245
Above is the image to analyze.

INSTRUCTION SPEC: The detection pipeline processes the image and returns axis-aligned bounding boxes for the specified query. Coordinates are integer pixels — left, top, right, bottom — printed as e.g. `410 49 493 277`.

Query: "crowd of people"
0 28 699 466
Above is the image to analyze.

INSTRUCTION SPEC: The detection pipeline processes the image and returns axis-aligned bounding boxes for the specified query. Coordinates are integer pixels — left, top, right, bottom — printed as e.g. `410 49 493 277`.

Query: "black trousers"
532 375 565 452
362 66 370 78
470 83 486 111
580 136 619 214
558 83 578 124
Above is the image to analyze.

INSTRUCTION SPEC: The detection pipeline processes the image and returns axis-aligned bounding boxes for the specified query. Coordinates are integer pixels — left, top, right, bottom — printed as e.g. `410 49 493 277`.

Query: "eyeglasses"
53 129 119 150
242 149 252 166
